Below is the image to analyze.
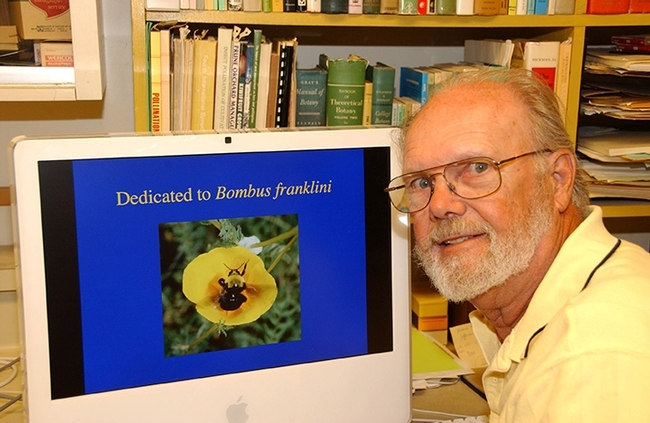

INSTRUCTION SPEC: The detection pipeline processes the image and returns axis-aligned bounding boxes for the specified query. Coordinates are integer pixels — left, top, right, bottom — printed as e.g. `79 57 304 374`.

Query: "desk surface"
412 372 489 420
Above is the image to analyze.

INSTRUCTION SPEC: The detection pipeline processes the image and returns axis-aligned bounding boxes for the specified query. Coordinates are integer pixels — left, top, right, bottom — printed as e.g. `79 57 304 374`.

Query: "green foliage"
160 214 300 357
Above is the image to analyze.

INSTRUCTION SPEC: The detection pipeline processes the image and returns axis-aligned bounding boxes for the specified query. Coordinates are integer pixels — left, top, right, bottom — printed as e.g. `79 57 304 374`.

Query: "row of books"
146 26 573 132
147 0 650 14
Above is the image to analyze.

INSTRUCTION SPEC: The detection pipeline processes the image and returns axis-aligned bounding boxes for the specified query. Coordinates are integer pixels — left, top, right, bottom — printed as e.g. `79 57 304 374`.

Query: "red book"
586 0 630 13
612 35 650 45
629 0 650 11
615 43 650 53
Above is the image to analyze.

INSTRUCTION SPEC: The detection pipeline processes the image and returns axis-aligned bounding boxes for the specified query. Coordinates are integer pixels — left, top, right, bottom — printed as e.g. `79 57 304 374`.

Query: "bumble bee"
217 262 248 311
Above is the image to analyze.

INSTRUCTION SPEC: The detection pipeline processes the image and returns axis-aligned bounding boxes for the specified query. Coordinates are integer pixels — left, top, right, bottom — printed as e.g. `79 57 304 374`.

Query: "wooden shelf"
131 0 650 219
0 0 105 101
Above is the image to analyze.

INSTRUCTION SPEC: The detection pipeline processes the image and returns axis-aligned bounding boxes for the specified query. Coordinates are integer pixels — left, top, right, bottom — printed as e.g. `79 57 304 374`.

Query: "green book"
435 0 456 14
363 0 381 12
366 62 395 126
295 66 328 127
319 54 367 127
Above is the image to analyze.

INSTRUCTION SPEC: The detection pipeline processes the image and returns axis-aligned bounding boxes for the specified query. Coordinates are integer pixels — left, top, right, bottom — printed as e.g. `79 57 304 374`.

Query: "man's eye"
469 161 491 174
409 177 431 190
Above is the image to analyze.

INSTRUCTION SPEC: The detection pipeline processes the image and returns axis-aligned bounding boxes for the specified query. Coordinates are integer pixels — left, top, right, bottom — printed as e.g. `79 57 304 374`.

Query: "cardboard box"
9 0 71 40
0 25 19 50
35 40 73 66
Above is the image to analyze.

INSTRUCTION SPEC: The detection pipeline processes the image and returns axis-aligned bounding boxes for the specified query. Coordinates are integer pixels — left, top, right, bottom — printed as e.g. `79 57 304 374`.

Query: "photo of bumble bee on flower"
159 214 300 357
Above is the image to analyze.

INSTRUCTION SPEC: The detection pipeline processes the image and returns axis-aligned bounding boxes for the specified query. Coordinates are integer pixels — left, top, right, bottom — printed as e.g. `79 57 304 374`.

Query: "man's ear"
550 149 576 213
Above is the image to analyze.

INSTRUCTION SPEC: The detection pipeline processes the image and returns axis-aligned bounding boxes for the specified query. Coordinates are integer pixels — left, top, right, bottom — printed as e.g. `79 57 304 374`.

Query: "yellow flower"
182 246 277 326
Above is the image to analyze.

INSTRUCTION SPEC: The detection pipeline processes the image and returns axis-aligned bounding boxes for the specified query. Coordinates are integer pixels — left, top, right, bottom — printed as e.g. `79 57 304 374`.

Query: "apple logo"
226 396 249 423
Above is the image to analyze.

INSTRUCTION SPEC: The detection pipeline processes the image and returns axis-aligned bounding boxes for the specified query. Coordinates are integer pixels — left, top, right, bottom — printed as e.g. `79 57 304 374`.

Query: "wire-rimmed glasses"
384 150 550 213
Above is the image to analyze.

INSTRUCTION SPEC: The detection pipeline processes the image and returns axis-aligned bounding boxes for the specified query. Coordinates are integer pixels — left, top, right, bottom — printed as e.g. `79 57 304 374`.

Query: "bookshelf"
130 0 649 219
0 0 105 101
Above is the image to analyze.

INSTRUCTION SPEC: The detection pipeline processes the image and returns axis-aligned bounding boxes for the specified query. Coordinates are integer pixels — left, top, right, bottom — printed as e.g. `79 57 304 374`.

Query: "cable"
0 357 19 389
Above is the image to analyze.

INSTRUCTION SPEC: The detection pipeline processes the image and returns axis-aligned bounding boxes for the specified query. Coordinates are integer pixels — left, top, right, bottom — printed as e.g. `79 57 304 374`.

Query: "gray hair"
395 68 590 217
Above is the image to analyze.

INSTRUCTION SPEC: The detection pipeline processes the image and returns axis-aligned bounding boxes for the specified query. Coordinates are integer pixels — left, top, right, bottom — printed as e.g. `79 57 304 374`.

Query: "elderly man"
386 69 650 422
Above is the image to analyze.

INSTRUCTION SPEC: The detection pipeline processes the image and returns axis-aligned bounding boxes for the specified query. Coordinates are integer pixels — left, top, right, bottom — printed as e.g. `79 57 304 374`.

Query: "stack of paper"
411 327 473 391
577 129 650 200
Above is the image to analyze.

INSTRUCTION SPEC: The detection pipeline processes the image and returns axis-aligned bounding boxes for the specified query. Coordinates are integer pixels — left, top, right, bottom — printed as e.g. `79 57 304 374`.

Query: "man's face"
403 84 554 302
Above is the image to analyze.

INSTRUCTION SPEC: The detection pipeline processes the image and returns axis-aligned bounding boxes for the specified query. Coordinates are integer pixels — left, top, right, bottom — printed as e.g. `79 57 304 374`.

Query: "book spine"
585 0 630 12
159 28 171 133
324 58 366 127
275 42 294 127
349 0 363 12
611 35 650 46
369 65 395 125
398 0 418 13
229 40 241 129
272 0 284 10
456 0 473 14
236 42 249 129
474 0 500 14
363 0 380 12
511 41 559 91
555 37 572 125
392 98 406 126
297 0 308 10
399 67 427 104
321 0 348 12
435 0 456 14
284 0 298 10
191 37 217 131
255 40 273 128
380 0 399 12
534 0 548 13
307 0 322 10
295 67 327 127
265 50 280 128
149 28 162 133
229 0 244 9
628 0 650 11
362 80 372 125
214 27 233 131
244 0 263 9
248 29 262 129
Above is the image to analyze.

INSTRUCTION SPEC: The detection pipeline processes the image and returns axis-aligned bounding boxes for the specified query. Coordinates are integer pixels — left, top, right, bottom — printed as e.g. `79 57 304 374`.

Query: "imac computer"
9 128 411 423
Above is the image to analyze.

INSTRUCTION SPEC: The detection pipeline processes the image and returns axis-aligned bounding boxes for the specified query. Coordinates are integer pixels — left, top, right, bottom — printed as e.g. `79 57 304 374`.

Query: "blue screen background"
71 148 369 394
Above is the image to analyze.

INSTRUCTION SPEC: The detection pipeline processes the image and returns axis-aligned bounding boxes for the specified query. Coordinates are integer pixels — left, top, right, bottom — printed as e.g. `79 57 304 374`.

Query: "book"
181 32 196 130
321 0 348 12
247 29 263 128
380 0 399 12
628 0 650 11
350 0 363 12
229 27 251 129
319 54 367 127
534 0 548 13
366 62 395 125
614 43 650 53
434 0 456 14
214 26 233 131
272 0 284 10
555 37 572 124
516 0 528 14
236 39 250 129
586 0 630 12
412 280 448 317
307 0 322 11
244 0 263 9
265 48 280 128
464 39 515 67
392 98 406 126
297 0 308 11
284 0 297 11
149 24 162 133
456 0 474 14
612 35 650 46
363 0 380 12
399 0 418 13
511 39 560 91
552 0 575 12
254 36 272 129
275 39 298 128
412 314 448 331
159 26 172 133
585 48 650 72
362 80 372 125
191 35 217 131
396 96 421 120
399 67 429 105
473 0 499 14
295 66 328 127
171 26 189 131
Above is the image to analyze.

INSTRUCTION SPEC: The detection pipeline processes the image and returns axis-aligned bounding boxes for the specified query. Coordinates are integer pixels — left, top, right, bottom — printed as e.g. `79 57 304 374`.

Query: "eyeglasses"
384 150 550 213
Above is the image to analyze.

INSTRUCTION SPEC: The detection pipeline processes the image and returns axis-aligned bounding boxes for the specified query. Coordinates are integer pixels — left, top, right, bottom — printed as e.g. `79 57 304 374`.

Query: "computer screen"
10 128 411 423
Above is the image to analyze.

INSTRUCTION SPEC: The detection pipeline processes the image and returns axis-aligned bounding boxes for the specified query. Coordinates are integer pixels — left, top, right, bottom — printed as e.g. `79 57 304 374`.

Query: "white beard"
414 185 554 303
